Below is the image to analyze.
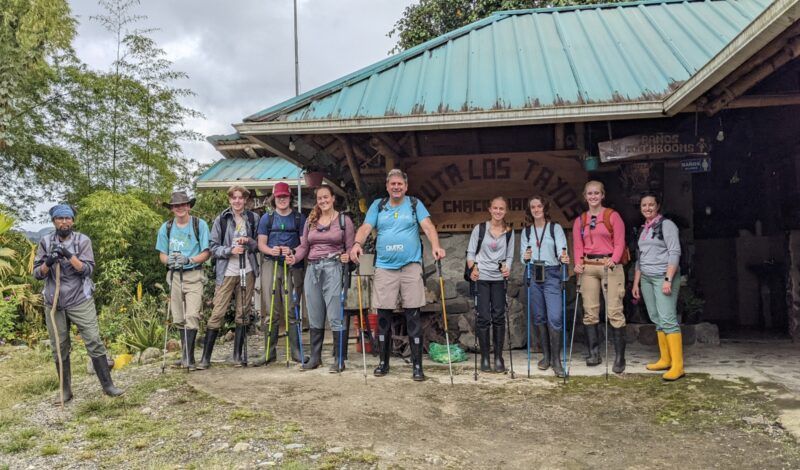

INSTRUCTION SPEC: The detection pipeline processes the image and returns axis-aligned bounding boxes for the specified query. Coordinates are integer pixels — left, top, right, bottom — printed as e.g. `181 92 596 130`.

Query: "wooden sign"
405 152 587 232
598 133 711 163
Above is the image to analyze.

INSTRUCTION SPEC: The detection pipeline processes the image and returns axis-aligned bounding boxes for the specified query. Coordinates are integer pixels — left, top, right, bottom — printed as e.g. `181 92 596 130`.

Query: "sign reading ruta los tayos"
598 132 711 163
405 152 587 232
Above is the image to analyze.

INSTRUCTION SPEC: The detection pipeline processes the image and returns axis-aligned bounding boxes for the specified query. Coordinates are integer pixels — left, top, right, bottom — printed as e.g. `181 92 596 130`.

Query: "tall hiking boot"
91 356 124 397
476 327 492 372
238 325 249 367
662 333 685 381
550 328 565 378
374 312 392 377
611 326 626 374
646 331 671 371
492 324 506 373
302 328 324 370
172 328 187 368
288 321 309 364
410 337 425 382
185 329 198 371
232 326 244 367
196 328 219 370
53 356 73 405
585 324 602 366
535 324 551 370
329 331 346 373
264 323 279 365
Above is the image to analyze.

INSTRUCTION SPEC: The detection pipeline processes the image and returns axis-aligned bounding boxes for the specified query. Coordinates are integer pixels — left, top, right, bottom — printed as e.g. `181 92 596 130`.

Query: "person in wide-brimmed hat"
155 191 210 370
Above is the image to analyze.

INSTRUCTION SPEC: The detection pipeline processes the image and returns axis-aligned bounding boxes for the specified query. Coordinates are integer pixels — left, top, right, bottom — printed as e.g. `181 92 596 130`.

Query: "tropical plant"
0 212 43 343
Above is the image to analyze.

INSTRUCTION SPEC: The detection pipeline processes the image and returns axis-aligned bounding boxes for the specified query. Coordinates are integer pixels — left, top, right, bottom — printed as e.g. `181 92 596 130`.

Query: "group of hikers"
34 168 685 403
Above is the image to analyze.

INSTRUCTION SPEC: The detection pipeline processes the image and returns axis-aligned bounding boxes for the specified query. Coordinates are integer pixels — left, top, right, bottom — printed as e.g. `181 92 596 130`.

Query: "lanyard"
532 222 547 260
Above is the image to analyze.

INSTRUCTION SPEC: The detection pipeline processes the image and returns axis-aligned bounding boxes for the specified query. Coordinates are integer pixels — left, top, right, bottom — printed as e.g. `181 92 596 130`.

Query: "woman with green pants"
632 191 684 381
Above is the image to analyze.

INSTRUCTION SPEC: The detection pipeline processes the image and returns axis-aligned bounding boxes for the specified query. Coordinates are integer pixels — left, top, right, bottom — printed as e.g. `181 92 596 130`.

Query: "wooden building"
204 0 800 341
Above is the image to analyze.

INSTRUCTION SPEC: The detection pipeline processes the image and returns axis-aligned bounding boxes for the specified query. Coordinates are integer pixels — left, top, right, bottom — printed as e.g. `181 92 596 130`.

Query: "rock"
166 339 181 352
310 454 321 460
507 299 527 349
457 314 473 334
140 347 162 364
694 322 720 345
444 297 469 314
426 279 457 300
233 442 251 452
327 447 344 453
284 443 304 450
156 388 168 394
87 416 100 424
272 452 284 460
258 462 276 467
425 288 437 304
637 324 658 346
221 425 233 431
506 280 521 299
189 430 203 439
211 442 230 452
140 407 153 415
456 281 472 297
458 333 476 353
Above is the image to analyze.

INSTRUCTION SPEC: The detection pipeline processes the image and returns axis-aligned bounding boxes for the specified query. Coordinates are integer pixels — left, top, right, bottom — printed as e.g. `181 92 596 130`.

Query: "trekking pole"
472 281 478 382
239 250 248 366
282 258 290 368
291 288 305 368
356 273 367 384
336 259 348 374
603 265 609 382
265 259 278 364
567 274 581 381
435 260 454 386
561 248 568 385
49 263 64 409
161 268 175 374
526 255 532 379
499 262 515 379
179 267 188 373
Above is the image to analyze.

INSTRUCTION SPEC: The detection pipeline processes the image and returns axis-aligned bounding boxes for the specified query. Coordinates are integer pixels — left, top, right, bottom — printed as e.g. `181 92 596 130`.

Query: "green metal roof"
196 157 302 190
245 0 770 124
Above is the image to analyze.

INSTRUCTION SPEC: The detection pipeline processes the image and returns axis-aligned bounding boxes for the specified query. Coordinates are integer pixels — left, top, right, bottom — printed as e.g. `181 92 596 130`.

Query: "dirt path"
190 361 800 469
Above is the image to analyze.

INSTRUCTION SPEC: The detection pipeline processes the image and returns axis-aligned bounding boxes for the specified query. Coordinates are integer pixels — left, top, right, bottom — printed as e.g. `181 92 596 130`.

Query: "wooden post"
336 134 365 197
371 135 400 171
554 123 565 150
575 122 586 154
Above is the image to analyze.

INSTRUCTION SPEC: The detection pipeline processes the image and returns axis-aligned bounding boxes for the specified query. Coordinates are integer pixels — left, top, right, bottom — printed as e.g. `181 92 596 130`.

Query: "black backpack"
463 222 512 282
263 210 303 240
166 216 201 246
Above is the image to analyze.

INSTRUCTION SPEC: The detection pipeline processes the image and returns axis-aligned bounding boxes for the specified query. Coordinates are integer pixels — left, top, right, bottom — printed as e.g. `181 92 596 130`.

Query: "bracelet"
353 241 362 247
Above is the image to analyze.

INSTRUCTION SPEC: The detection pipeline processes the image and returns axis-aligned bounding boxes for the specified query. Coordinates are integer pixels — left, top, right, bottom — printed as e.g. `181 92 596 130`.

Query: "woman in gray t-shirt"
631 191 684 381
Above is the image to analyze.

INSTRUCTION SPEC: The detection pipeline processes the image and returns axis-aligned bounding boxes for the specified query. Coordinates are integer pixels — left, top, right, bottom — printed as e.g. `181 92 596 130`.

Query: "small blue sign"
681 157 711 173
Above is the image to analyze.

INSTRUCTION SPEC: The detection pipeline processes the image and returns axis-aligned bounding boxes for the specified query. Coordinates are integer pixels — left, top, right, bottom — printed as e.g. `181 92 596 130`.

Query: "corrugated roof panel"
197 158 301 186
250 0 771 123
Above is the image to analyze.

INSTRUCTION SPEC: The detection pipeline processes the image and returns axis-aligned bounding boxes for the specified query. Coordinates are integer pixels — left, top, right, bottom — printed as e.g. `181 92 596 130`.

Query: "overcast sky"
24 0 414 230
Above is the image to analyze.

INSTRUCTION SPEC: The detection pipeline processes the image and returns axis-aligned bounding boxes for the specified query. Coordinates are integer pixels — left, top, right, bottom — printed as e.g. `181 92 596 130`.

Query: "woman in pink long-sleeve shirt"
288 186 354 372
572 180 627 374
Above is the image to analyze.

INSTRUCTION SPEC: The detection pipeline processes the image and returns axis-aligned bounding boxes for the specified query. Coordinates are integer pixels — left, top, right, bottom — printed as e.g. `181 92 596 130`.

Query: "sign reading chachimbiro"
405 152 587 233
598 133 711 163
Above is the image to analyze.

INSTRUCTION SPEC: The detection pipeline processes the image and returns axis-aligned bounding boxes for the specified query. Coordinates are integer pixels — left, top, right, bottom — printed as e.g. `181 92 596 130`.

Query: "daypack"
579 208 631 265
263 210 302 240
524 222 558 260
463 222 512 282
166 216 200 248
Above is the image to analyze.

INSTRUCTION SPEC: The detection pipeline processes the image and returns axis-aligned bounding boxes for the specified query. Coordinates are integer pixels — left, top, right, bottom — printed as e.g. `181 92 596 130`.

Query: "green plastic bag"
428 342 467 363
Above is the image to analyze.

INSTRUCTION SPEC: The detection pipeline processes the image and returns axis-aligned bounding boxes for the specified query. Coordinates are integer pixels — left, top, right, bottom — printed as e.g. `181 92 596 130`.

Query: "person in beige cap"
155 191 211 370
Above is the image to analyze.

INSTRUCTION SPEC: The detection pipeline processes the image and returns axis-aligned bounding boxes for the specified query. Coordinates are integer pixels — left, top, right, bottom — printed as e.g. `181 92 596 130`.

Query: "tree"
389 0 618 53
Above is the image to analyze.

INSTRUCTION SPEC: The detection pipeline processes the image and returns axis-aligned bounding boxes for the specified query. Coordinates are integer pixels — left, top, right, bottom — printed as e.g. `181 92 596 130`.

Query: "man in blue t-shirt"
155 191 211 370
255 181 307 366
350 169 446 381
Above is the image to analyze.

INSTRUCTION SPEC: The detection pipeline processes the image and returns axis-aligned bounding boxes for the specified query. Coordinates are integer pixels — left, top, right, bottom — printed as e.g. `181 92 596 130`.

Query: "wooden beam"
370 135 400 170
705 37 800 116
243 147 259 159
376 132 405 156
335 135 366 197
554 123 565 150
410 131 420 158
574 123 586 154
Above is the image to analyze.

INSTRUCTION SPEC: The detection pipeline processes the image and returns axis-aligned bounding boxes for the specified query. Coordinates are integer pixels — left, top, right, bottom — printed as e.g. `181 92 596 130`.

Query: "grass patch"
0 345 89 409
0 413 20 433
85 425 113 441
40 443 60 456
1 428 39 453
318 450 379 469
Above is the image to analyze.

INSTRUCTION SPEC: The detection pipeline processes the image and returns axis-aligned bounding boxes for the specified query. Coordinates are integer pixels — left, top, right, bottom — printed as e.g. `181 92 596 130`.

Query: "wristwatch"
664 276 671 282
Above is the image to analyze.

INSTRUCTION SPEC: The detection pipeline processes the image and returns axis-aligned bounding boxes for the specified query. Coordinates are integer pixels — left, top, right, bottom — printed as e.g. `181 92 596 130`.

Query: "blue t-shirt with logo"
155 217 210 269
257 210 306 264
364 197 430 269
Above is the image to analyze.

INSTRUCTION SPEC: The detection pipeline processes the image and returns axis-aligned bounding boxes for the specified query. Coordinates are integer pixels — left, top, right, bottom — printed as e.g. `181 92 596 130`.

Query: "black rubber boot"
492 324 506 373
53 356 73 405
550 328 565 378
91 356 124 397
410 337 425 382
302 328 324 370
476 327 492 372
585 324 602 366
373 310 392 377
535 324 551 370
612 326 626 374
196 328 219 370
288 320 309 364
264 322 279 364
238 325 249 367
232 326 243 366
172 328 187 368
185 329 197 371
329 331 346 373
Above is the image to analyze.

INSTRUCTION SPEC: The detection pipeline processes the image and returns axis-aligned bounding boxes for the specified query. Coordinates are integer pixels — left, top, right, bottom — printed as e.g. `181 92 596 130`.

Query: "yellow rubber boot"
646 331 671 371
662 333 685 381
